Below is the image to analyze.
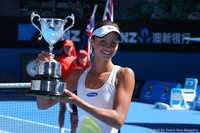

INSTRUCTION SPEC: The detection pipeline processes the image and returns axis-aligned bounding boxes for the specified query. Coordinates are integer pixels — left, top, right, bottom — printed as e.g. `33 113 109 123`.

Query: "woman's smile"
102 50 112 55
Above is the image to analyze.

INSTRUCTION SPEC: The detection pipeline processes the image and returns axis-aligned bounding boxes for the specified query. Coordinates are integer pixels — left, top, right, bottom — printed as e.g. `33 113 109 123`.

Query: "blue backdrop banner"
139 81 182 104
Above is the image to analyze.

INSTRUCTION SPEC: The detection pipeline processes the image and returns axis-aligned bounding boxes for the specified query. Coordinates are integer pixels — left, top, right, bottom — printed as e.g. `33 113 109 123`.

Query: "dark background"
1 0 200 86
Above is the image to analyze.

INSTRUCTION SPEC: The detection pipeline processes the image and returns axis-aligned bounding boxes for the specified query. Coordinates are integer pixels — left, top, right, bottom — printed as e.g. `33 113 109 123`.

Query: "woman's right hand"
36 51 55 64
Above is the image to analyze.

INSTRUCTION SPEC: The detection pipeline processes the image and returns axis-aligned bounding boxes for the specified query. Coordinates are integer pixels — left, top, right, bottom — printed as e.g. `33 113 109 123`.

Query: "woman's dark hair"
90 46 94 63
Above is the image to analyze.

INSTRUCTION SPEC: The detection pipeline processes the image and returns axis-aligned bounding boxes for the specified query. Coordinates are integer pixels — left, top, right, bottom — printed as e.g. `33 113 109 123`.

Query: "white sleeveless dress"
76 65 121 133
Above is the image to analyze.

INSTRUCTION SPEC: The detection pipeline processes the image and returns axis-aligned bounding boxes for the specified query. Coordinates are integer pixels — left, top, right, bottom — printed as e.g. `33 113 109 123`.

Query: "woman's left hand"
59 89 78 104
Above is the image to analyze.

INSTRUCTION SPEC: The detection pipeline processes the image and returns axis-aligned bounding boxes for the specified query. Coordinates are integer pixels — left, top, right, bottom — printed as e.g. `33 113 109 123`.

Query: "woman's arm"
37 97 59 110
62 67 135 129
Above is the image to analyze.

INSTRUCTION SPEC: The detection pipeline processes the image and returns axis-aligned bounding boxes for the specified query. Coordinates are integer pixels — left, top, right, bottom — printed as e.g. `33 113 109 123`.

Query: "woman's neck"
91 60 114 76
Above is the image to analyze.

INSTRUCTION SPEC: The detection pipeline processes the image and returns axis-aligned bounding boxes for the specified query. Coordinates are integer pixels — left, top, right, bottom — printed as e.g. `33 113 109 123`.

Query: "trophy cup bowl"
27 12 75 97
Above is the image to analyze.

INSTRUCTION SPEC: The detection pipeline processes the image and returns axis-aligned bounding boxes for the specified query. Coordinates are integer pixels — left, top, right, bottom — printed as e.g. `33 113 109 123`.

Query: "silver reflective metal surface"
27 12 74 97
31 12 74 48
38 61 62 76
31 79 66 95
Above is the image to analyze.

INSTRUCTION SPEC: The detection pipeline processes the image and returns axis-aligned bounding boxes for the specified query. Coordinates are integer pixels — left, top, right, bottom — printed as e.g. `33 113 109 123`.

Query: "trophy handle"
31 12 43 36
63 14 75 34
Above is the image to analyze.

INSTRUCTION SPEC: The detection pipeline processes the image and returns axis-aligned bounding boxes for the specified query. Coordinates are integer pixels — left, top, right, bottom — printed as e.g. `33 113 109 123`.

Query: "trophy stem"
49 45 54 60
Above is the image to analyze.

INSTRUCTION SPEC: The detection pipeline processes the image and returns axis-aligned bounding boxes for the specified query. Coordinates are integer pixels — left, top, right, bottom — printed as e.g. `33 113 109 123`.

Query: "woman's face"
78 54 88 66
91 32 119 61
63 46 73 55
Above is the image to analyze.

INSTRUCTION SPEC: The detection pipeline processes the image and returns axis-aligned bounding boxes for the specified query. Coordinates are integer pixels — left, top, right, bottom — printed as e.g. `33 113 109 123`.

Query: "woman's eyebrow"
112 39 120 42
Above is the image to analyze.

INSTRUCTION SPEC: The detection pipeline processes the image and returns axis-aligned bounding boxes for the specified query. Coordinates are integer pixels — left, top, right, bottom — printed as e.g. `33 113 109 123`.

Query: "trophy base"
27 74 67 98
27 90 69 98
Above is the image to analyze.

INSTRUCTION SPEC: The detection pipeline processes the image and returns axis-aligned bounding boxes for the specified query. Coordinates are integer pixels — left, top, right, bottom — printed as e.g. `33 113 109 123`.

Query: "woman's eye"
100 40 106 44
112 42 117 45
111 41 118 47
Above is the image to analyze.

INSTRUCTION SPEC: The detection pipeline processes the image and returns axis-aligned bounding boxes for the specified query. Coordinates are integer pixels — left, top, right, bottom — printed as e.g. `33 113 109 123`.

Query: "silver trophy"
27 12 75 97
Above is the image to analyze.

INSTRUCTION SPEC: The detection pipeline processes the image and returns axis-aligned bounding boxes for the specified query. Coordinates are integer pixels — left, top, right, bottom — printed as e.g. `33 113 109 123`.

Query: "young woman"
36 20 135 133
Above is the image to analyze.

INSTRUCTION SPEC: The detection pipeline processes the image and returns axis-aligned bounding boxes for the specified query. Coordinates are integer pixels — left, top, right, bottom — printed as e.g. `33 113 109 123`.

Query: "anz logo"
120 32 137 43
137 28 152 44
120 28 152 44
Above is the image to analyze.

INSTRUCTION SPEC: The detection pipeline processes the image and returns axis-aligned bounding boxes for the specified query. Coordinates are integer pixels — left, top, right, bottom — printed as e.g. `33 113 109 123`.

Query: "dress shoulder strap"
107 65 121 87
